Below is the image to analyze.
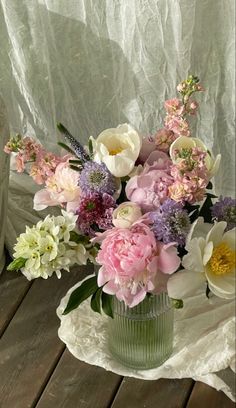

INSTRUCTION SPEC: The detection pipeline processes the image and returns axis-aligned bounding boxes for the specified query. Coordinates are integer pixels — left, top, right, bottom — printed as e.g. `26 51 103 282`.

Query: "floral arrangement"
4 75 235 317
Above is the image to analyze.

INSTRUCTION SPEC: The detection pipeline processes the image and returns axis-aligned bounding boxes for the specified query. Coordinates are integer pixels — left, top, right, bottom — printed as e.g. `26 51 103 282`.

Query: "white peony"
169 136 221 178
167 219 235 300
90 123 142 177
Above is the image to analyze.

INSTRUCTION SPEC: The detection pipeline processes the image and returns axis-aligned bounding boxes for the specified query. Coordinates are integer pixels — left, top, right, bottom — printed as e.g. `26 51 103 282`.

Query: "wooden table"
0 265 235 408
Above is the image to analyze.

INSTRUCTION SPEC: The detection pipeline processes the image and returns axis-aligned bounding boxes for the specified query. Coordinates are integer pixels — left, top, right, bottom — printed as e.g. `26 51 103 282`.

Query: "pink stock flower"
30 151 63 185
21 137 42 161
186 99 199 115
164 98 185 116
15 154 25 172
33 161 81 211
169 176 207 204
93 222 180 307
165 116 190 137
126 152 174 212
154 129 178 152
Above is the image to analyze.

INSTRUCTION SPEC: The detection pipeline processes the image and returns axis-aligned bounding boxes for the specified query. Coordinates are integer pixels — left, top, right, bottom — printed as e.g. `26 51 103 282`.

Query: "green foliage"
7 257 26 271
171 298 184 309
90 287 103 314
199 193 217 223
69 231 90 245
63 276 98 315
116 181 128 205
57 142 74 154
101 292 114 318
69 164 82 172
88 138 93 156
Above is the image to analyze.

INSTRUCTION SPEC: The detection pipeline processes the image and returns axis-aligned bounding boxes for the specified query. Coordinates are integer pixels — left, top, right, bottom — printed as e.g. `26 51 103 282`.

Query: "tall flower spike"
57 123 90 162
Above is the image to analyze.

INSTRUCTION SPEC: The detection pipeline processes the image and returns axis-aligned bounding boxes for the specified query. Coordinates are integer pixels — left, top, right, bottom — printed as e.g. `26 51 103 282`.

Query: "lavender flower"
149 199 190 246
211 196 236 231
79 162 116 195
76 192 116 236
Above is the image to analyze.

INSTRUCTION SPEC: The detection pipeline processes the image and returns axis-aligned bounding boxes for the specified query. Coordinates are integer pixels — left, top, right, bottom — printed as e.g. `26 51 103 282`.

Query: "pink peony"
126 152 174 212
93 222 180 307
33 161 81 211
138 136 157 163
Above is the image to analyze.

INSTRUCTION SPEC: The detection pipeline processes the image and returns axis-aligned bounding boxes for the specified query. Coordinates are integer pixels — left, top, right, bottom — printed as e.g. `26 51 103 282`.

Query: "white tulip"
90 123 142 177
169 136 221 178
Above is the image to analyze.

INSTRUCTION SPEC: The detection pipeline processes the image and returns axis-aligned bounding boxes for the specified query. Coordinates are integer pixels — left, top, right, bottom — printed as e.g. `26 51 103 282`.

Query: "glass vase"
108 293 174 369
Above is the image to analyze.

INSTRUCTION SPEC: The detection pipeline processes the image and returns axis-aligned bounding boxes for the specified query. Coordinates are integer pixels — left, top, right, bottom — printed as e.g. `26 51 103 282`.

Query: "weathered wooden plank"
186 381 235 408
0 265 92 408
0 266 32 337
111 377 194 408
36 349 122 408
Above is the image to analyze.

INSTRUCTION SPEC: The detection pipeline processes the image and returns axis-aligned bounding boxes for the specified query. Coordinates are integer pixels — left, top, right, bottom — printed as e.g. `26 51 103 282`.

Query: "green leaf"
63 276 98 315
57 142 75 154
101 292 114 318
69 159 83 164
69 231 90 245
88 138 93 156
7 257 26 271
199 194 214 223
90 287 103 314
206 284 211 298
206 181 213 190
171 298 184 309
69 165 82 172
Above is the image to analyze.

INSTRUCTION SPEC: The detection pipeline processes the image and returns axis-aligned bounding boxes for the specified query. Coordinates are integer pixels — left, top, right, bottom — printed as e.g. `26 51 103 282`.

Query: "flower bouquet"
5 75 235 369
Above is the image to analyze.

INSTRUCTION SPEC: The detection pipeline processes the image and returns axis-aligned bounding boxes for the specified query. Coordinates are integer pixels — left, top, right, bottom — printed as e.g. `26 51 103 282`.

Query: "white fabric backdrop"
0 97 9 272
0 0 235 252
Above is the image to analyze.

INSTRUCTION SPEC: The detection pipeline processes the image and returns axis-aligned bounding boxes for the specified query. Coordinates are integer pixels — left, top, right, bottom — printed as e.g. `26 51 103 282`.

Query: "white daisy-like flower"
167 218 235 300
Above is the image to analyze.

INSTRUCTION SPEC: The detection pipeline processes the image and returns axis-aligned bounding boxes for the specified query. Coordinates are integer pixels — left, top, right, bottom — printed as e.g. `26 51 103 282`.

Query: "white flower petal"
222 228 236 250
169 136 194 162
206 221 227 246
203 241 214 265
167 269 205 299
183 237 206 272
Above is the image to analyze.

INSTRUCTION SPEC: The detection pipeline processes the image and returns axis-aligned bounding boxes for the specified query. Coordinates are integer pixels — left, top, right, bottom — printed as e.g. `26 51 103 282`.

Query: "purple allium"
211 196 236 231
149 199 190 246
76 192 116 236
79 161 116 195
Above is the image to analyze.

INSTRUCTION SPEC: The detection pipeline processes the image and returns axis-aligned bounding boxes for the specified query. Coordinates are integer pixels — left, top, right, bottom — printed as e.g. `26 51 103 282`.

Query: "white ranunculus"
167 220 235 300
90 123 142 177
112 202 142 228
169 136 221 178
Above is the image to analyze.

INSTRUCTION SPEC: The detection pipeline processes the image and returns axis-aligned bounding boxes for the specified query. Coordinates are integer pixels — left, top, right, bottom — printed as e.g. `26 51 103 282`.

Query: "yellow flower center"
209 242 235 275
109 147 123 156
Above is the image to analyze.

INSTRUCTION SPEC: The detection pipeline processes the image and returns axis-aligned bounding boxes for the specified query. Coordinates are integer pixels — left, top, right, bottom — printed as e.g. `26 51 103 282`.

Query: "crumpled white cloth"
57 276 236 402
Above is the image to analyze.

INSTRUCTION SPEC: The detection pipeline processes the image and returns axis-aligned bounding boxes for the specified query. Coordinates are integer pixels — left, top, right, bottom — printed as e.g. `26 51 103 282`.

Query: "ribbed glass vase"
108 293 174 369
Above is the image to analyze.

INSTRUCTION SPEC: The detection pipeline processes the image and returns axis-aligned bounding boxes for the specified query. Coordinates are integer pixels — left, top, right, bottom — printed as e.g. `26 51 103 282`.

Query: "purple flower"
79 162 116 195
211 196 236 231
76 192 116 236
149 199 190 246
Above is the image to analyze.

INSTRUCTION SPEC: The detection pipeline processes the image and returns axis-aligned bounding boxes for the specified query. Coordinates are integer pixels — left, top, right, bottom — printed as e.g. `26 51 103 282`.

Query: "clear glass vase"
108 293 174 369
